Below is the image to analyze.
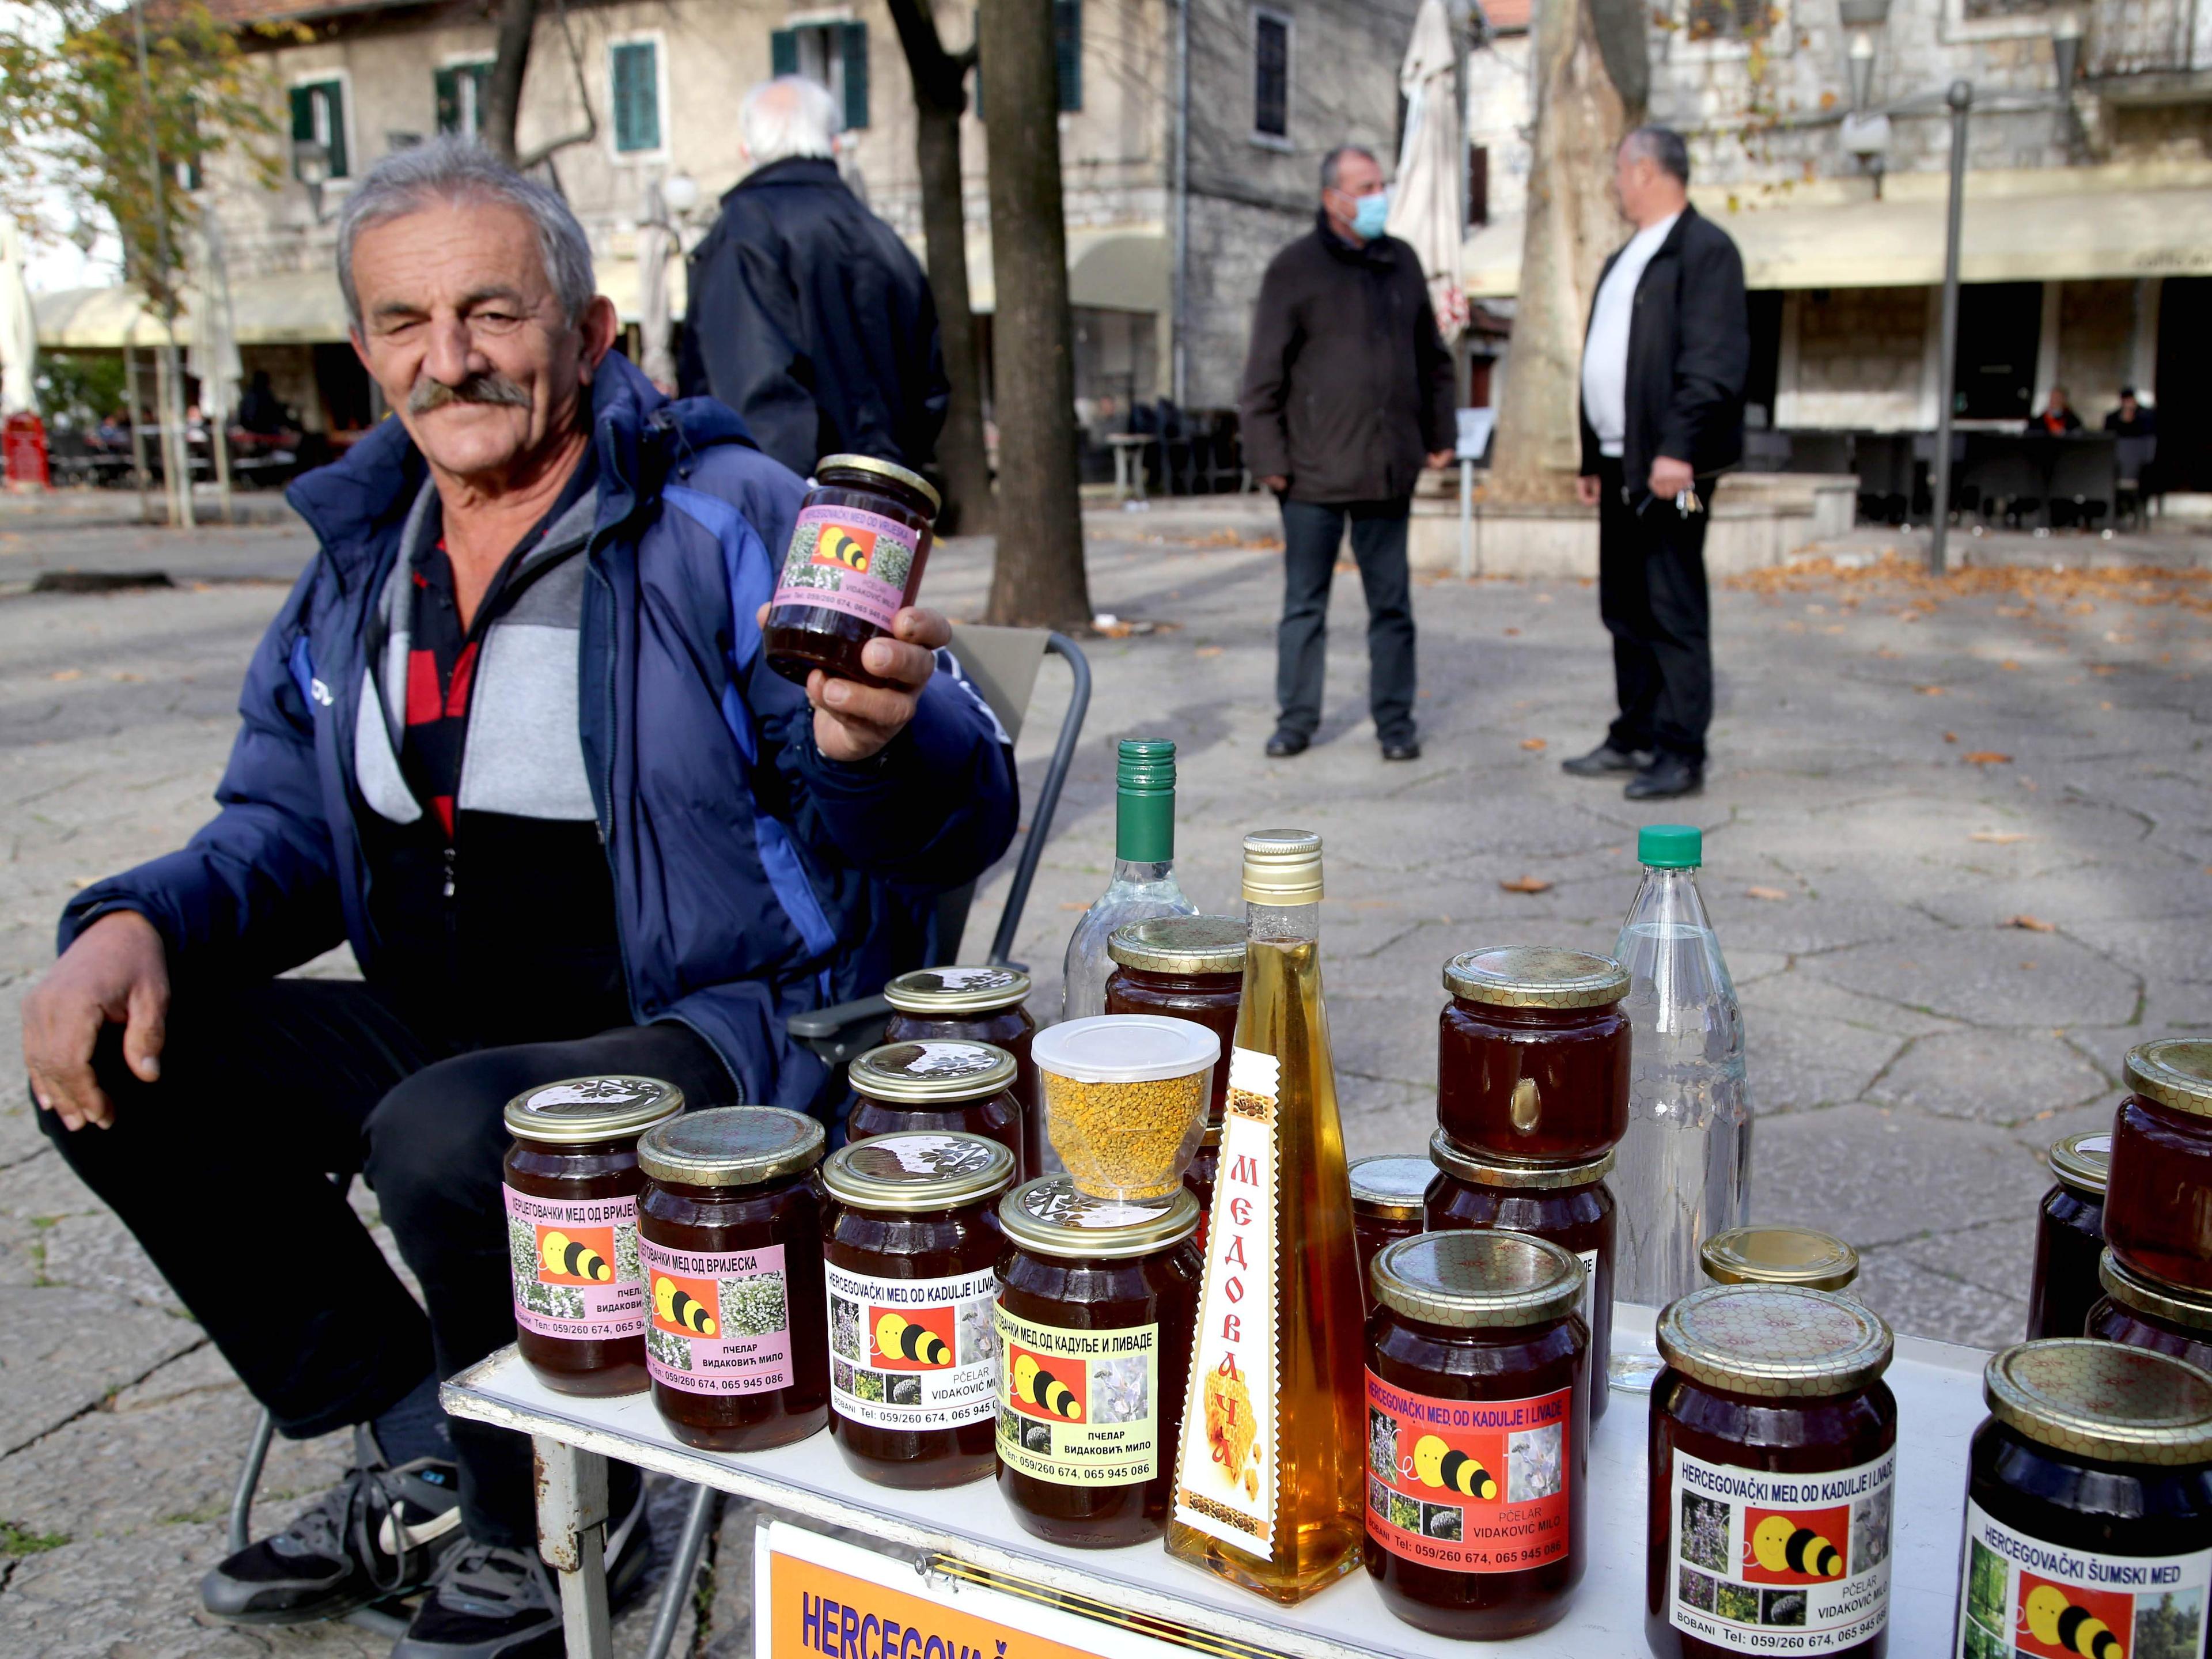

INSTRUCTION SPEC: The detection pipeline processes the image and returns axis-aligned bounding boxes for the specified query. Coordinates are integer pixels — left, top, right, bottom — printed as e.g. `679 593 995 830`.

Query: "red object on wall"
3 412 50 488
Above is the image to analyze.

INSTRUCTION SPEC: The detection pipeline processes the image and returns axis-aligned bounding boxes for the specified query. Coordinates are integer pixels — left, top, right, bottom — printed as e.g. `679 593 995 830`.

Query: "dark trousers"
39 979 734 1546
1275 496 1417 747
1596 458 1713 764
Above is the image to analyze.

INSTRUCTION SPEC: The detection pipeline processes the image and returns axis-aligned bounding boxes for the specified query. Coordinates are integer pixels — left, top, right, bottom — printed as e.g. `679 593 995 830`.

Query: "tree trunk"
976 0 1089 628
1485 0 1643 504
481 0 539 167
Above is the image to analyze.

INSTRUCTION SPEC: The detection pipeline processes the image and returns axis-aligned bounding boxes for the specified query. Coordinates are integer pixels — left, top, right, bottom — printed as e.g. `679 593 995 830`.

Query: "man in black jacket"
1564 126 1747 801
679 76 948 478
1241 143 1457 764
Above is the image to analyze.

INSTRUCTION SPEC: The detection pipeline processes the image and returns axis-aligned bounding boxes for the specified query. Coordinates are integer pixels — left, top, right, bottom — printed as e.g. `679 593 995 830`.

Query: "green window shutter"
289 84 313 179
469 62 492 131
434 66 460 135
612 41 660 151
1054 0 1081 113
770 28 797 77
321 82 348 178
840 22 869 130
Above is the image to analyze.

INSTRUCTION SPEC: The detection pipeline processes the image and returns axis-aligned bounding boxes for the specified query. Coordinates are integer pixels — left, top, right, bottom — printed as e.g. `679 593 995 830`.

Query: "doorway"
1951 281 2043 420
2154 276 2210 493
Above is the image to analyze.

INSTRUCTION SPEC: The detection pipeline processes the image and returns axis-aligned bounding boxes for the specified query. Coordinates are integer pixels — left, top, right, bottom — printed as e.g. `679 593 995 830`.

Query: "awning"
927 224 1169 316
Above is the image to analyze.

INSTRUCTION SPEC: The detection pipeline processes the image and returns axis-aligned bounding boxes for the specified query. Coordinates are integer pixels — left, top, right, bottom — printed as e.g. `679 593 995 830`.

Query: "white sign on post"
1455 407 1496 462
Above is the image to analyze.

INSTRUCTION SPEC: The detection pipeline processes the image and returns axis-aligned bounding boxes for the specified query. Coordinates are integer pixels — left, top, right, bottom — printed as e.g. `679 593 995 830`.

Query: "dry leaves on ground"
1499 876 1554 895
1745 886 1790 902
49 669 82 681
1963 752 2013 765
2004 914 2058 933
1520 737 1547 751
1916 684 1946 696
1971 831 2031 844
1194 645 1224 658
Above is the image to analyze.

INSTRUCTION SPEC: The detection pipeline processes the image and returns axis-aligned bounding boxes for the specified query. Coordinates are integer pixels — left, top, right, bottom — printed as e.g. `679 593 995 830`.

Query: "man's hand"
1575 474 1603 507
1262 475 1288 493
1426 449 1456 470
759 604 949 764
1649 456 1696 501
22 910 169 1132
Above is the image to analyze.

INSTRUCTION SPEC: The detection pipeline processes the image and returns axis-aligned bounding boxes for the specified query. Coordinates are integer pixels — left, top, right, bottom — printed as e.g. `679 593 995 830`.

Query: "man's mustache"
408 372 532 414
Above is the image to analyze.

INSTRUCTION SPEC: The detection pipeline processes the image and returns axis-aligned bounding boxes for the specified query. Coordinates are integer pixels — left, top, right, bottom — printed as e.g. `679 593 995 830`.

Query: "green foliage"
33 349 126 430
0 1519 70 1556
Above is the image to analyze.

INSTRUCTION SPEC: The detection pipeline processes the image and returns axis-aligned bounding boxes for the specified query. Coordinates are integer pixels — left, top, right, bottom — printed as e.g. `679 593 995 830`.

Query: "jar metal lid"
1443 946 1629 1009
821 1131 1014 1211
1701 1226 1861 1293
998 1177 1201 1258
1242 828 1323 905
1348 1156 1435 1218
1372 1230 1585 1330
816 452 941 515
1031 1014 1219 1084
1430 1128 1616 1191
2049 1130 2113 1196
502 1075 684 1145
849 1040 1017 1103
2099 1249 2212 1334
1985 1339 2212 1466
637 1106 823 1188
1108 915 1248 975
1658 1284 1893 1397
882 965 1032 1016
2126 1040 2212 1119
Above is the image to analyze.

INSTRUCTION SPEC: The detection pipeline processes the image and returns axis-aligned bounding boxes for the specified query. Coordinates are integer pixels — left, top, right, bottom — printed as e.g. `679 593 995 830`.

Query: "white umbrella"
637 179 677 393
1385 0 1468 346
186 210 241 423
0 215 39 416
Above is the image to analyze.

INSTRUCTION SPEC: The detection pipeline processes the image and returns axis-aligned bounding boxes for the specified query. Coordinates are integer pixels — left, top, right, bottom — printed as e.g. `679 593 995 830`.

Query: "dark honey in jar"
2088 1248 2212 1374
762 454 940 689
1427 1132 1615 1423
1954 1340 2212 1659
1649 1285 1896 1658
821 1131 1014 1488
2104 1041 2212 1293
636 1107 830 1452
1105 915 1247 1126
846 1040 1024 1173
1437 946 1630 1165
2028 1131 2110 1339
1365 1230 1589 1639
995 1179 1202 1547
501 1075 684 1396
1349 1156 1434 1315
1184 1123 1220 1253
882 966 1040 1177
1701 1226 1859 1294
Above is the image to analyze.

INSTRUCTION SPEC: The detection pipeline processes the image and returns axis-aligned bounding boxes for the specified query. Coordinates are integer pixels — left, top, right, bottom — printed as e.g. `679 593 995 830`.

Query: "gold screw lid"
816 452 941 516
1442 946 1629 1009
2126 1040 2212 1119
1658 1284 1893 1398
821 1131 1015 1212
502 1075 684 1146
881 964 1032 1016
998 1177 1200 1259
849 1040 1017 1104
2048 1130 2113 1197
1985 1339 2212 1466
1241 828 1323 905
1371 1230 1585 1330
1108 915 1248 975
2099 1249 2212 1335
637 1107 823 1189
1348 1156 1436 1219
1430 1128 1617 1191
1702 1226 1861 1293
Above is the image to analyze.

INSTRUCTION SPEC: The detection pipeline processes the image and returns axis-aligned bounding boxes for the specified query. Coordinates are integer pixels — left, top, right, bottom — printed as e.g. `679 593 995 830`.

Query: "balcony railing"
2085 0 2205 77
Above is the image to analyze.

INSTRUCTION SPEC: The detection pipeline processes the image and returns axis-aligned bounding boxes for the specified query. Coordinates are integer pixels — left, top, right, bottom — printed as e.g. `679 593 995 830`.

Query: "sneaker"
1560 742 1651 778
393 1479 650 1659
201 1427 463 1626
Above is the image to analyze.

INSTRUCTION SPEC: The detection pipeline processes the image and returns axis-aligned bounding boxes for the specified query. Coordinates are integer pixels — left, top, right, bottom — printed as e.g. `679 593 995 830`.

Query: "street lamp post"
1928 79 1972 576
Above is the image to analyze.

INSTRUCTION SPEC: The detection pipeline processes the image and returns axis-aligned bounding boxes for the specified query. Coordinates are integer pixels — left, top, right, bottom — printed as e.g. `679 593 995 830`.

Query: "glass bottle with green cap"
1609 823 1749 1395
1060 738 1198 1023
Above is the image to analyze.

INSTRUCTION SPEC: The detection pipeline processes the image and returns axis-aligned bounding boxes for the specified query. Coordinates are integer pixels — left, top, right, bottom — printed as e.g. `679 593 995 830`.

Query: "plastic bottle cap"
1638 824 1703 869
1116 738 1177 796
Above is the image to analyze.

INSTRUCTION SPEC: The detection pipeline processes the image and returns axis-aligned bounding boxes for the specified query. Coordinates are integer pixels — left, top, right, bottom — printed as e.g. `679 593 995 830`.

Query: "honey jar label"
772 506 918 632
1576 1247 1599 1333
502 1187 647 1340
1668 1446 1895 1654
824 1261 998 1430
993 1306 1161 1486
1955 1499 2210 1659
1173 1047 1281 1555
637 1238 793 1396
1364 1372 1573 1573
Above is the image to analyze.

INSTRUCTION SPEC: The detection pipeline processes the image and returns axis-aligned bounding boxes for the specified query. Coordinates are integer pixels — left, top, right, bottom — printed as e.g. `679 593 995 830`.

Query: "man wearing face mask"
1241 143 1456 763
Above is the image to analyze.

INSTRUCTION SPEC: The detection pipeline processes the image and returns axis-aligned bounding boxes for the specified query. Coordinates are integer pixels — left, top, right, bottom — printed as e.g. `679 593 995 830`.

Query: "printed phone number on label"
1673 1608 1888 1653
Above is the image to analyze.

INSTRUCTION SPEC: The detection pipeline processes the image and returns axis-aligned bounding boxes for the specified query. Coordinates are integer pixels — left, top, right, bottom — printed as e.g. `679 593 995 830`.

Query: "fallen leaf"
1059 902 1091 912
2005 914 2057 933
1520 737 1547 752
1915 684 1946 696
1499 876 1554 895
69 876 95 889
1971 831 2030 844
1999 660 2020 671
1874 647 1902 660
1943 732 1958 743
1194 645 1223 658
2089 664 2118 676
1503 626 1521 637
49 669 82 681
110 671 143 683
1745 885 1790 902
1963 751 2013 765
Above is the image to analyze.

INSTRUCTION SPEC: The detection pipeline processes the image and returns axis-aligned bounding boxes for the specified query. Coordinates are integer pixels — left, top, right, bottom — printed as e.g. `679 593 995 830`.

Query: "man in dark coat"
1565 126 1748 801
679 75 948 478
1240 143 1457 764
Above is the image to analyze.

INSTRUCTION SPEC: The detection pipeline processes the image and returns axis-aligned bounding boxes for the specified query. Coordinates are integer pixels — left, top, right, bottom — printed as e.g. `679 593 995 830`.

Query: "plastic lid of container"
1031 1014 1219 1084
1658 1284 1893 1398
882 965 1032 1016
502 1075 684 1145
2099 1249 2212 1334
1429 1128 1616 1190
1442 945 1630 1009
849 1040 1017 1103
2126 1040 2212 1119
1108 915 1247 975
1985 1339 2212 1466
638 1106 823 1188
1348 1156 1437 1218
1638 824 1703 868
821 1131 1014 1211
1702 1226 1861 1293
816 452 941 514
999 1177 1200 1258
2049 1130 2113 1196
1372 1231 1585 1330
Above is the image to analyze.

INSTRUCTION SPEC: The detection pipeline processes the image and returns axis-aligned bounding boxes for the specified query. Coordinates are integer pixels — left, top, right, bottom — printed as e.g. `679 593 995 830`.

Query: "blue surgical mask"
1352 190 1391 240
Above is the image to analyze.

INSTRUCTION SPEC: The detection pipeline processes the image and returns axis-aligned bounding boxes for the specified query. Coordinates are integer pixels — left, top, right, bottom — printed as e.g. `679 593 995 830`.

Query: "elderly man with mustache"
20 140 1014 1659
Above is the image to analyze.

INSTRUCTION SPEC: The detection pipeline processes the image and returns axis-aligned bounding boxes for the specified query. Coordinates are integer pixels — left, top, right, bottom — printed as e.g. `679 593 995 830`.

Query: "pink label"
770 505 918 631
502 1186 646 1340
638 1239 794 1395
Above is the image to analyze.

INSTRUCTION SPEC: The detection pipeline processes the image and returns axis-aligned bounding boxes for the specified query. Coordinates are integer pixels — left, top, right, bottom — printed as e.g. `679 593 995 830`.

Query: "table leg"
533 1434 613 1659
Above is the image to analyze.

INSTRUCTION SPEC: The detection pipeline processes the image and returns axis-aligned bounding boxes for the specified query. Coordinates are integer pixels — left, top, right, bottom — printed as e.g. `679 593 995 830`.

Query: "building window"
1467 143 1488 226
1253 9 1290 142
289 78 349 180
771 22 870 131
435 61 493 139
611 39 662 153
1685 0 1773 40
1952 280 2044 419
1054 0 1082 112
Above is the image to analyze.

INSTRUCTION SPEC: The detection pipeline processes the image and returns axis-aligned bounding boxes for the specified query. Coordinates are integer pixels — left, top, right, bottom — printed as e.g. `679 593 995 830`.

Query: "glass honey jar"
2103 1041 2212 1294
882 966 1039 1178
763 455 940 690
2028 1131 2110 1340
1437 947 1630 1165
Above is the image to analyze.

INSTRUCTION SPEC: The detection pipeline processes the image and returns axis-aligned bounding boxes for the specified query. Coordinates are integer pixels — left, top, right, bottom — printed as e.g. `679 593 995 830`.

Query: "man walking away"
1563 126 1747 802
1241 143 1456 764
680 76 949 479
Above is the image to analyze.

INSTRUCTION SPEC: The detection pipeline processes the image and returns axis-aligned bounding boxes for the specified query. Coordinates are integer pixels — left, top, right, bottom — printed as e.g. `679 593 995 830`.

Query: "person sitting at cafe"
237 369 291 437
91 410 130 452
2104 387 2156 438
20 137 1017 1659
2026 385 2082 435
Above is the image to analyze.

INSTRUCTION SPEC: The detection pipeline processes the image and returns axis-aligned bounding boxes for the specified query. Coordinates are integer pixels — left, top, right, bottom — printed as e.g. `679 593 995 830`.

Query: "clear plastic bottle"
1060 739 1198 1023
1607 824 1751 1395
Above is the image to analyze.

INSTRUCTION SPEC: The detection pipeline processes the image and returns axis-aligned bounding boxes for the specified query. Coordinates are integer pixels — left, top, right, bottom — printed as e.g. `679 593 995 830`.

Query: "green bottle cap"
1638 824 1702 869
1116 738 1176 863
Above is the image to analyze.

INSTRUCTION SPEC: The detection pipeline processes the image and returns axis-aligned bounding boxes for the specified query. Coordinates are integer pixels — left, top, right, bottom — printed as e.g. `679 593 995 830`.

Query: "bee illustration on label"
539 1229 612 1283
1409 1434 1497 1500
1012 1353 1084 1420
654 1275 717 1337
1751 1516 1844 1578
875 1311 952 1367
2024 1585 2124 1659
809 524 876 575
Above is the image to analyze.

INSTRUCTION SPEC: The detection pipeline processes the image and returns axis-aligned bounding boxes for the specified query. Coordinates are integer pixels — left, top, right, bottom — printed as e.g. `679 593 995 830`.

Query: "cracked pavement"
1 507 2207 1654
